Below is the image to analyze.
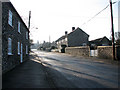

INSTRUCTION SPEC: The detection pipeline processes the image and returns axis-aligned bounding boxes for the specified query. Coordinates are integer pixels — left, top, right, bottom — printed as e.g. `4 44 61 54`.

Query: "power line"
81 1 118 26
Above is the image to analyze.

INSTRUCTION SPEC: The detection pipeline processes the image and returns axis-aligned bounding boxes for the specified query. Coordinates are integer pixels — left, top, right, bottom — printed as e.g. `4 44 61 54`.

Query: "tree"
115 32 120 45
30 39 34 45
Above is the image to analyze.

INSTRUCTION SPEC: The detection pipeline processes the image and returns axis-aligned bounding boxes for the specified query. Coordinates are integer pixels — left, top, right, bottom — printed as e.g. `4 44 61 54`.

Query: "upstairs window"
26 31 28 39
8 38 12 55
8 10 13 26
18 42 20 55
18 21 20 33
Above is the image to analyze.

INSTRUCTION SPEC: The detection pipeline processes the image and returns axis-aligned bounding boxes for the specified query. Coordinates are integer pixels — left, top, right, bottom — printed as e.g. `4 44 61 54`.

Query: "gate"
90 50 98 57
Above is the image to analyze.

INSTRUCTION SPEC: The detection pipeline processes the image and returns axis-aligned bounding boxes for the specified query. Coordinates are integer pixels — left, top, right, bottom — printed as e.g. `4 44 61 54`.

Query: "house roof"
68 27 89 37
89 36 110 43
55 35 66 42
55 27 89 42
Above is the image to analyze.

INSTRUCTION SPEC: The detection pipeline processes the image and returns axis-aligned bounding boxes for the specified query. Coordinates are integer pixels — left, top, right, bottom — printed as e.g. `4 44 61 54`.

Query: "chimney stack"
72 27 75 31
65 31 68 35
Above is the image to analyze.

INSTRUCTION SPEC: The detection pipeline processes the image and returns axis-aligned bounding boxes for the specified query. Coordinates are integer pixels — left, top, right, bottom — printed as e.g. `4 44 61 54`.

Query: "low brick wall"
116 46 120 60
65 46 120 60
97 46 113 60
65 46 90 57
97 46 120 60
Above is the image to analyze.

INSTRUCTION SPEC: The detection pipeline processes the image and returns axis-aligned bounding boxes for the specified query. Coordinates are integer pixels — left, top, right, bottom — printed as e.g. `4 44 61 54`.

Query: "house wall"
0 2 2 89
101 38 111 46
65 46 90 57
61 37 68 46
68 29 89 47
56 36 68 52
0 1 2 68
2 2 29 74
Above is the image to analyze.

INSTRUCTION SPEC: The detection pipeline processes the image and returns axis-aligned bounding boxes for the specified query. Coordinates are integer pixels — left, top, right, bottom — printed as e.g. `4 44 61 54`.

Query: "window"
18 21 20 33
82 43 87 46
26 45 28 54
8 10 13 26
8 38 12 55
65 38 68 41
18 42 20 55
26 31 28 39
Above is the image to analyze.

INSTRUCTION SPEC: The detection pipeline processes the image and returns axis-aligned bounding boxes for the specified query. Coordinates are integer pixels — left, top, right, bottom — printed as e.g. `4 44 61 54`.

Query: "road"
33 49 119 88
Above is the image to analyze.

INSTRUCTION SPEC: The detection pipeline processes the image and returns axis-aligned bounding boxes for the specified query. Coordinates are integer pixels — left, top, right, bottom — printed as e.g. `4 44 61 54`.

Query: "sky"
10 0 119 43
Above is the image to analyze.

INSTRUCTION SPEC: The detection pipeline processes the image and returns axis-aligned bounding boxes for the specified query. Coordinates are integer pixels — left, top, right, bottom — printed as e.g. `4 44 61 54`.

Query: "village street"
3 49 119 88
34 49 119 88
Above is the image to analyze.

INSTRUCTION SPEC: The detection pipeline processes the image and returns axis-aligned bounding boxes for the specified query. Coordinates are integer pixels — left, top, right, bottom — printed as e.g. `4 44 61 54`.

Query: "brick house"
1 1 30 73
56 27 89 52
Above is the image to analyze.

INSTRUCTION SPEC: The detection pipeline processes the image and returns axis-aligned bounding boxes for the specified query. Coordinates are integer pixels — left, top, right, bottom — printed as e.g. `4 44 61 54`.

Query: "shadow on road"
41 62 108 88
2 52 118 88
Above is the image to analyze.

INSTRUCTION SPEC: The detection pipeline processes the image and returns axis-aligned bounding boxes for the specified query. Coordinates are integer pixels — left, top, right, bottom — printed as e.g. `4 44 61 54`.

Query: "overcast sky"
10 0 119 43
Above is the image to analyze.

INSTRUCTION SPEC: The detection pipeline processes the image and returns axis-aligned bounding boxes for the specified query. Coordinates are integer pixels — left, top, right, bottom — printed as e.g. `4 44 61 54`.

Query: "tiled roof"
55 27 89 42
89 36 109 43
55 35 66 42
68 27 89 36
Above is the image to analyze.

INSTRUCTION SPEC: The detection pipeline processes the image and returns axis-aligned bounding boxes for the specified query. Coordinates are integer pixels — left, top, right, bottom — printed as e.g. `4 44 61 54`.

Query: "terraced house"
1 1 30 73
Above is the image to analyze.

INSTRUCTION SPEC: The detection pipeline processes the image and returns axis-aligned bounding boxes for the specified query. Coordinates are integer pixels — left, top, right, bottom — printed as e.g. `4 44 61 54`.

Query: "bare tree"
115 32 120 45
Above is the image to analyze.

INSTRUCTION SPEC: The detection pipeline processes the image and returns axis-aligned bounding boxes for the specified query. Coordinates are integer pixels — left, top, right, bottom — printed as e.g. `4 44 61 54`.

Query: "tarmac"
2 51 56 89
2 51 119 89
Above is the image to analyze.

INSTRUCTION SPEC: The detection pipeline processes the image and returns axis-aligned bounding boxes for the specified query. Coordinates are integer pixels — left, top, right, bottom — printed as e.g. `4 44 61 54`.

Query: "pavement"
2 51 56 89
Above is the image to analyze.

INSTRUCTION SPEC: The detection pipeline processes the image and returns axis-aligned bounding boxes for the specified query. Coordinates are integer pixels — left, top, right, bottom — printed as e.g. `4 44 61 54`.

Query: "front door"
20 43 23 63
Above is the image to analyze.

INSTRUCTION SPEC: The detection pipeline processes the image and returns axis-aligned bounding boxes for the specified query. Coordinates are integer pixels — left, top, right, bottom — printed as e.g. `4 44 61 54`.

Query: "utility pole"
28 11 31 52
109 0 115 60
49 35 51 48
28 11 31 29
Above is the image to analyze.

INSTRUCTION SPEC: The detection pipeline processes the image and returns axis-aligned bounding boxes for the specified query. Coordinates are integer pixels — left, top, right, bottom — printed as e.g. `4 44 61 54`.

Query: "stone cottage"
1 1 30 73
56 27 89 52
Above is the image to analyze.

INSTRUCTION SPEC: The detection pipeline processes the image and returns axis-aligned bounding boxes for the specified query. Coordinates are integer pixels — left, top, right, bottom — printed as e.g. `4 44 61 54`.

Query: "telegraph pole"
109 0 115 60
28 11 31 52
49 35 51 48
28 11 31 29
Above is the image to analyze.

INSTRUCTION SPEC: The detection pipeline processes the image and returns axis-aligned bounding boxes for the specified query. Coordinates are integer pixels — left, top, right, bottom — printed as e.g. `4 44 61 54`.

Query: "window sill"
8 24 14 28
8 53 13 55
18 32 21 34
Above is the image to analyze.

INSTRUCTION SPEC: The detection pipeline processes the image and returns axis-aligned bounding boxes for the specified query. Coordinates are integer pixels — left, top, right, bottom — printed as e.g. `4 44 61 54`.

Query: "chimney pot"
65 31 68 35
72 27 75 31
